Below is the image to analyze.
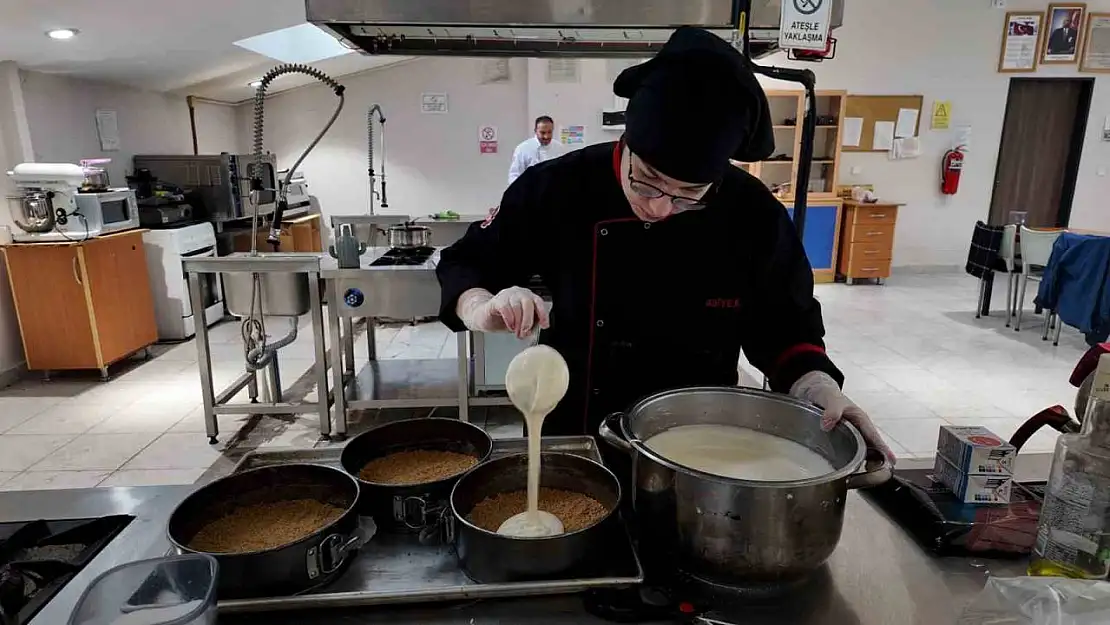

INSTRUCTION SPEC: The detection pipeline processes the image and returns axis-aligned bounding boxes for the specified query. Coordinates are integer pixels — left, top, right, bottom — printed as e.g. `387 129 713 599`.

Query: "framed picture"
1042 3 1087 64
998 11 1045 72
1080 13 1110 72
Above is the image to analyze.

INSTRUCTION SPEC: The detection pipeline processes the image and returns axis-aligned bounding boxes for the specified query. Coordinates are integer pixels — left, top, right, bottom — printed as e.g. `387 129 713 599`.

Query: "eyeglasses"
627 155 709 211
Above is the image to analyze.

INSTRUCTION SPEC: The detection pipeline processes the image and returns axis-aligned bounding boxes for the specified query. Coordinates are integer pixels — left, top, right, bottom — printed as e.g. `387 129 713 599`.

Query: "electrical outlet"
992 0 1006 8
850 166 863 175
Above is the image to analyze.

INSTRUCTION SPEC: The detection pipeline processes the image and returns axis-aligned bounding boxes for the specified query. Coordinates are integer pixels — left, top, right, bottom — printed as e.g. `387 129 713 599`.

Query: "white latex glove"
456 286 549 339
790 371 896 465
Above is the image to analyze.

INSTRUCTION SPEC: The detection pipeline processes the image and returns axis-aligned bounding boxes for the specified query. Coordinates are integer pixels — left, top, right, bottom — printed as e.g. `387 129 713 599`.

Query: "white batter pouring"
644 424 835 481
497 345 570 538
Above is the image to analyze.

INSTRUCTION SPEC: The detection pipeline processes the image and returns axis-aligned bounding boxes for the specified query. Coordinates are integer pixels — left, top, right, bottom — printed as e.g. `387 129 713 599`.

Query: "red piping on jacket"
581 141 638 431
772 343 827 384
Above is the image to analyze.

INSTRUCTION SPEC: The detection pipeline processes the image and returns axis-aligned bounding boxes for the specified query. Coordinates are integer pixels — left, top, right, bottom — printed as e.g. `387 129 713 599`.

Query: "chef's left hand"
790 371 896 465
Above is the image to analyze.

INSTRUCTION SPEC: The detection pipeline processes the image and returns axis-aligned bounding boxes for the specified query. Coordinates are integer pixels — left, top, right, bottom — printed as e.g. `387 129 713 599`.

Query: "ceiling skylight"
234 23 352 64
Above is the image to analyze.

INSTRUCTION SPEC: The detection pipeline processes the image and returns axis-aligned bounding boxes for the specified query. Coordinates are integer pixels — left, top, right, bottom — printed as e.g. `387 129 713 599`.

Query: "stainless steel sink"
222 271 311 317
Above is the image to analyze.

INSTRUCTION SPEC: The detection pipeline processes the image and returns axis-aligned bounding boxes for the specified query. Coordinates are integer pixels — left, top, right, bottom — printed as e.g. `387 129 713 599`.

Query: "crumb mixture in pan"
189 499 344 553
468 488 609 534
358 449 478 485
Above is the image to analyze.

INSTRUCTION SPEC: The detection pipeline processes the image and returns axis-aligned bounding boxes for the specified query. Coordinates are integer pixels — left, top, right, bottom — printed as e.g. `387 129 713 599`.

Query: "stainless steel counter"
5 483 1027 625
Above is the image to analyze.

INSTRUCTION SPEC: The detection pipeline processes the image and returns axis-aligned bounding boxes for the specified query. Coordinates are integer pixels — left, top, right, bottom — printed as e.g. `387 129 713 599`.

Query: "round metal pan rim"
167 462 360 557
339 417 493 489
619 386 868 488
449 452 621 542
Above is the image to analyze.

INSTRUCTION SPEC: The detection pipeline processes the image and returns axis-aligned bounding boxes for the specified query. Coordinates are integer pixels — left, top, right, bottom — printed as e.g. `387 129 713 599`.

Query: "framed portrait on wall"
1042 3 1087 64
1080 13 1110 72
998 11 1045 72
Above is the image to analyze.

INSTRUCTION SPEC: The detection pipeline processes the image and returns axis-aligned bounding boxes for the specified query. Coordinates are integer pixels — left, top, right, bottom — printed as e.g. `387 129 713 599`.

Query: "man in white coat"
507 116 566 185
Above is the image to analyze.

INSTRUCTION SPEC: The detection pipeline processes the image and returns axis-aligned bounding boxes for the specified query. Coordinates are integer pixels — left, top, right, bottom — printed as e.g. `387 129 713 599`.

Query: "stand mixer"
5 163 92 242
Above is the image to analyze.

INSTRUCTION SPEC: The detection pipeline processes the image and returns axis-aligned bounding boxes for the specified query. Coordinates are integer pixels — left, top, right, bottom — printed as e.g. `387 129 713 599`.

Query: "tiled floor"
0 272 1089 491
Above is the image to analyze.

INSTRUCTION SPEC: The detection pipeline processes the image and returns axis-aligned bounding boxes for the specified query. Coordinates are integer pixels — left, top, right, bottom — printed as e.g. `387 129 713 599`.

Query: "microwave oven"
131 153 278 223
12 188 139 243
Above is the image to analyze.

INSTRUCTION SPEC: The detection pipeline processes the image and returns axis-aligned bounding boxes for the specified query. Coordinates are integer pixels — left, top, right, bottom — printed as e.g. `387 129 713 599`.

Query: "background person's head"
534 116 554 145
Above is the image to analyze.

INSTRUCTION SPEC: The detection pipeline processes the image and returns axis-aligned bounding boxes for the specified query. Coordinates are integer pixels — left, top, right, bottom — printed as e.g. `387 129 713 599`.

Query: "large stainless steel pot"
599 386 892 588
381 222 431 248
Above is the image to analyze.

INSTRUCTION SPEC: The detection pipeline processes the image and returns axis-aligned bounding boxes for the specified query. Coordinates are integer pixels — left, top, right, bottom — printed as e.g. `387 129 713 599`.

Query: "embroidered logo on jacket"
705 298 741 309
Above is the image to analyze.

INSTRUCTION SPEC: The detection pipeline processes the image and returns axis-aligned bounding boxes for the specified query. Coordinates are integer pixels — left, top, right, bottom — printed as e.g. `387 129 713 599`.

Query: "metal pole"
189 272 219 444
751 65 817 238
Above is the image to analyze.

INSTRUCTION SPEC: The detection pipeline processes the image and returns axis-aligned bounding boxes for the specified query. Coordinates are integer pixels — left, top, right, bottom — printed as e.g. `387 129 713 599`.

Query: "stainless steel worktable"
5 483 1026 625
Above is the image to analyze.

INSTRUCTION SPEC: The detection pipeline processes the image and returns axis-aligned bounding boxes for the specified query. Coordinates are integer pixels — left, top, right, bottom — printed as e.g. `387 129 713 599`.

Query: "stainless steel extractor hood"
306 0 843 59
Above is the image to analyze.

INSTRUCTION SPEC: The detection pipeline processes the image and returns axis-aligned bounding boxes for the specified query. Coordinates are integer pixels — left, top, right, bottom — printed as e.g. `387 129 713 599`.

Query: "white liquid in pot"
643 424 835 481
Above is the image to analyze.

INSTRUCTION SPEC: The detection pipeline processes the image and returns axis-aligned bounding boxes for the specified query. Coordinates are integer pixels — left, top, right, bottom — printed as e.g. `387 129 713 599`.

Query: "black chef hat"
614 27 774 183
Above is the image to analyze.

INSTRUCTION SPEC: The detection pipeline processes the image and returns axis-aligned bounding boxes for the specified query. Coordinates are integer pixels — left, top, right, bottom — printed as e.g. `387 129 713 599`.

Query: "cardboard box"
231 213 322 253
936 425 1015 476
933 454 1012 504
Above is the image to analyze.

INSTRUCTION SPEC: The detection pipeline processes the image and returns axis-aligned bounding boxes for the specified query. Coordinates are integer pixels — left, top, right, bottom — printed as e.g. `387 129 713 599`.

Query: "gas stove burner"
370 246 435 267
0 516 132 625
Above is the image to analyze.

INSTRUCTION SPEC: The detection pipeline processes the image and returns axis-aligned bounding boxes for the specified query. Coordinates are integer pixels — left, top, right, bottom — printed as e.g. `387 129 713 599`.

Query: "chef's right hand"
457 286 549 339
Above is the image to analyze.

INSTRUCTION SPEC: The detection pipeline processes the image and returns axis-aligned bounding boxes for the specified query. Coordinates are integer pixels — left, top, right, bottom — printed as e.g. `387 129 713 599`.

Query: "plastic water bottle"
1029 353 1110 578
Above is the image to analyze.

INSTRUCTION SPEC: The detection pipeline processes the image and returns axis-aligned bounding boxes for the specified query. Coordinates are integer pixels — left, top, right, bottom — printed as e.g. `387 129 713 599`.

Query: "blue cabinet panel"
785 204 838 271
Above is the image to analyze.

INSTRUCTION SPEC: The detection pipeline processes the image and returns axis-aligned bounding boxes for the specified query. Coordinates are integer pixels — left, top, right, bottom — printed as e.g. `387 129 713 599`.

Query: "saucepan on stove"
449 452 621 583
166 464 365 599
378 221 431 248
340 418 492 535
600 386 892 589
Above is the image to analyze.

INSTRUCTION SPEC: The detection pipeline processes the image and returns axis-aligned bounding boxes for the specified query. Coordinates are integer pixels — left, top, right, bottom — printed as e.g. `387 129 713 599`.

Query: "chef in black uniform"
437 27 894 463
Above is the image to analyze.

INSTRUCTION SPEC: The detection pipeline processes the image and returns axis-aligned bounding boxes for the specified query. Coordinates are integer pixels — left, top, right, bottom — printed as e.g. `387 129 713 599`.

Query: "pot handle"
598 413 632 454
846 448 894 490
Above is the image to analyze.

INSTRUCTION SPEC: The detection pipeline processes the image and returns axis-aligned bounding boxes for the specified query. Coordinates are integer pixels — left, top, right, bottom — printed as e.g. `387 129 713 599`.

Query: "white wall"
240 0 1110 268
20 70 238 184
755 0 1110 266
0 62 34 382
240 58 528 228
0 71 238 382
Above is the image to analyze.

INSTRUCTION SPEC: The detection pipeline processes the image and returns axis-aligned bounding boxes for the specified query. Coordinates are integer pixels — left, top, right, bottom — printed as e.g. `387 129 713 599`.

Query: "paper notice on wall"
895 108 919 138
95 109 120 151
954 124 972 151
842 117 863 147
872 121 895 151
421 93 449 114
931 100 952 130
478 125 498 154
560 125 585 144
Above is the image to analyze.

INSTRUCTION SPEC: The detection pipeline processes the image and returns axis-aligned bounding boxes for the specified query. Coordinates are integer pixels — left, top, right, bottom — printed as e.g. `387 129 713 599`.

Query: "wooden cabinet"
837 201 903 284
734 89 848 201
2 230 158 376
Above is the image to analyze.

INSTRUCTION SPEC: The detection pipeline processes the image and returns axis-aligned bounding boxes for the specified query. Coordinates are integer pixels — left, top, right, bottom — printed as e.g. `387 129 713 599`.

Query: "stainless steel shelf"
344 359 463 409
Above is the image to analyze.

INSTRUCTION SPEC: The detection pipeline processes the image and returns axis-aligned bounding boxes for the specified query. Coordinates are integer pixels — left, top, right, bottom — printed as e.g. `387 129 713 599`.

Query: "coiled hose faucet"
368 104 387 213
250 63 345 250
242 64 344 373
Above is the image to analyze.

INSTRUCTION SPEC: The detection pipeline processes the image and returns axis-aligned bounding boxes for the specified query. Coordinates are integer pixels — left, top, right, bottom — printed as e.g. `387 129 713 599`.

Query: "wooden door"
989 78 1092 227
82 231 158 365
2 244 98 369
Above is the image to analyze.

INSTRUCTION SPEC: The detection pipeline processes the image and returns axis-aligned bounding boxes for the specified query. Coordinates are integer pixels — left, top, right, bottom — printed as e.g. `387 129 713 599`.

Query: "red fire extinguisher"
941 145 966 195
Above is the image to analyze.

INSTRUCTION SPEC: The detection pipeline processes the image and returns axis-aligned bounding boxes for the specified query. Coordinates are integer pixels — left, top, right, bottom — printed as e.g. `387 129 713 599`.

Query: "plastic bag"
959 576 1110 625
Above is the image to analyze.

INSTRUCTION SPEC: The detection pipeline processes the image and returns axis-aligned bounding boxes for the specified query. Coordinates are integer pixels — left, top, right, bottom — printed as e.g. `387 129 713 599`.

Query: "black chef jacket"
437 141 843 436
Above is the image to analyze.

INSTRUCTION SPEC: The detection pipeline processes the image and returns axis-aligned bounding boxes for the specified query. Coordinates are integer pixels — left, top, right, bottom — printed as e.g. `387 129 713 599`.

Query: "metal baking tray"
219 435 643 613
